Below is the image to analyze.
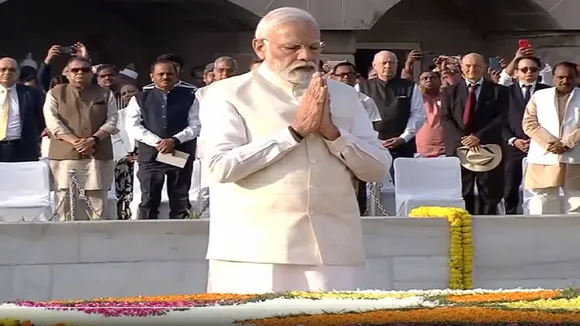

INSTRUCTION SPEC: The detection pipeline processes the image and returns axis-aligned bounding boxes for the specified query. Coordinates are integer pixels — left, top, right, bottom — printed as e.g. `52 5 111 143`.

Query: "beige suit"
199 65 391 293
523 87 580 214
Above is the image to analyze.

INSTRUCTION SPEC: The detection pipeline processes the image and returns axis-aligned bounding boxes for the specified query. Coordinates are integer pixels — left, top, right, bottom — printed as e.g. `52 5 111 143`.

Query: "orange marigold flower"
446 291 560 303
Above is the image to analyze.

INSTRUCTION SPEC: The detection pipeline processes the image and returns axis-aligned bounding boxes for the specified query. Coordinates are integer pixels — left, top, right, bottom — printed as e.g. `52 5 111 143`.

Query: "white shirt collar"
519 80 537 88
465 77 483 87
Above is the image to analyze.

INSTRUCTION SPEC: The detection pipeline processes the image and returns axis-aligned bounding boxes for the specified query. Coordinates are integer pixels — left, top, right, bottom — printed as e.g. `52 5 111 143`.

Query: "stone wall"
1 216 579 301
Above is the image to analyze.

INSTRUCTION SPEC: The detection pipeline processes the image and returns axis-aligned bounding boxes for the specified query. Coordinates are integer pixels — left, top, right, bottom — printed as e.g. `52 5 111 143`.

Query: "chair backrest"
394 157 462 198
0 161 51 207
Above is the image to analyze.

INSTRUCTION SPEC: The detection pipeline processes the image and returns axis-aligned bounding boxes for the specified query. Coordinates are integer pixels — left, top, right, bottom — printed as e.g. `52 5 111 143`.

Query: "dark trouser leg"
136 162 166 219
504 155 524 214
476 164 505 215
356 179 367 216
166 158 194 219
0 140 36 162
388 143 415 182
461 167 476 215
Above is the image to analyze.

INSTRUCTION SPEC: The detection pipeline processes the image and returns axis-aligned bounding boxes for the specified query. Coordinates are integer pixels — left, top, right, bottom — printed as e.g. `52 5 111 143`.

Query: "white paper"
156 150 190 168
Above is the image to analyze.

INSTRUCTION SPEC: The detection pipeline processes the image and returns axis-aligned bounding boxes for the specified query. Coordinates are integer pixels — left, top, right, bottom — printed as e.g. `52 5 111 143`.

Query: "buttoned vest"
357 78 415 140
48 84 113 161
203 67 366 266
135 86 196 162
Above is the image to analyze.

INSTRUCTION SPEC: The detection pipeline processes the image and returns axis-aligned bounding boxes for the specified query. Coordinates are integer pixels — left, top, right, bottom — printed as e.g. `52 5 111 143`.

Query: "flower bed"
3 289 580 325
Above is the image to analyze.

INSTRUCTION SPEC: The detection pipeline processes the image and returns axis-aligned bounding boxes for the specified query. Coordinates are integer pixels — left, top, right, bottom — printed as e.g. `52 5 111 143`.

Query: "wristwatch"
91 136 100 145
171 137 182 145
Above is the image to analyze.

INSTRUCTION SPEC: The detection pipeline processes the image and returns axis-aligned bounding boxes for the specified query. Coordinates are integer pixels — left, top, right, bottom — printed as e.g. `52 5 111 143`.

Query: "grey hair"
255 7 318 40
213 56 238 71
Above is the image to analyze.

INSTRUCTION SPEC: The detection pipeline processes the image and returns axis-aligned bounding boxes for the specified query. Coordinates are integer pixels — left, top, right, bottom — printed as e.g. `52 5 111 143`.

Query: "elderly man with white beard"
199 7 391 294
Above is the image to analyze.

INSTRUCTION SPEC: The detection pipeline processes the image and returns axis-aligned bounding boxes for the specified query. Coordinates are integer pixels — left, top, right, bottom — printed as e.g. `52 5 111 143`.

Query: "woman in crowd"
112 83 139 219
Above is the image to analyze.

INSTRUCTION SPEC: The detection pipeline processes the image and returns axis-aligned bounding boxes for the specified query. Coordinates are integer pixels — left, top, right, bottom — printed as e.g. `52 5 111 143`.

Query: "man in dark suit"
0 57 45 162
441 53 509 215
500 56 550 214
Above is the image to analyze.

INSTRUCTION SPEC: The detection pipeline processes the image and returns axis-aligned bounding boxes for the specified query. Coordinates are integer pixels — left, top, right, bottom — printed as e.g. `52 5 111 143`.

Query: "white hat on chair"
456 144 502 172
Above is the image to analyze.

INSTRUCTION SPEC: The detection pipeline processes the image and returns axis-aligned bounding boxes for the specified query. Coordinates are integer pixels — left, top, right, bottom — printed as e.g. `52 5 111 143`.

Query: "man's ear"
149 73 154 82
252 39 266 60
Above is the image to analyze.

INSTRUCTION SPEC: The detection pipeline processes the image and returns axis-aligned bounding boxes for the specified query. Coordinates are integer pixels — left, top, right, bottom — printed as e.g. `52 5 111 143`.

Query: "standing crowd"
0 6 578 223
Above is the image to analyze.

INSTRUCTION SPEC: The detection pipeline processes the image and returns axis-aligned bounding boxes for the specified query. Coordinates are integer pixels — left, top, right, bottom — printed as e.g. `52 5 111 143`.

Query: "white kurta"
199 64 391 293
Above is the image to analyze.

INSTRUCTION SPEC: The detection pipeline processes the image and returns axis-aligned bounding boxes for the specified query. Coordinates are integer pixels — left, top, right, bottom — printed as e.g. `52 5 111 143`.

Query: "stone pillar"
320 30 356 64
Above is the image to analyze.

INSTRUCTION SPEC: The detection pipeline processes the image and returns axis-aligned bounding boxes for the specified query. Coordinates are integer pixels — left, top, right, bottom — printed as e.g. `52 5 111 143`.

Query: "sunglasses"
70 67 91 74
518 67 539 73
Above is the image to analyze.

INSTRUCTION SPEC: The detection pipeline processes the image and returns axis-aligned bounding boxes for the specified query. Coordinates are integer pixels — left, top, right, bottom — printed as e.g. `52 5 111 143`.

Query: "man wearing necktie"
500 56 550 214
441 53 510 215
0 57 45 162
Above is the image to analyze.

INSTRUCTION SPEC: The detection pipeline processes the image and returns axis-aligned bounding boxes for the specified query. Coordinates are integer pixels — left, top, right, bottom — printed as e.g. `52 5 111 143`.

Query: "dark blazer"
502 82 550 146
15 84 45 160
441 79 509 156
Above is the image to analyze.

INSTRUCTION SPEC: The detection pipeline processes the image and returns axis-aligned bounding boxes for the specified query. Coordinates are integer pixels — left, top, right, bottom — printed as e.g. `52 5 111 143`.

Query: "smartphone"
488 57 501 71
60 46 74 55
518 39 530 49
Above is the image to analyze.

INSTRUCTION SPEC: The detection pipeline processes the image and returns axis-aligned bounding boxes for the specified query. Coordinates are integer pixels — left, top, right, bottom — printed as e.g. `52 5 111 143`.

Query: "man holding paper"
125 58 200 219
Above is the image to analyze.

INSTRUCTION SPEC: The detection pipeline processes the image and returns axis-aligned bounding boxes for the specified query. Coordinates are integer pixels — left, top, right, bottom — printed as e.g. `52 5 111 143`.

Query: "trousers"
528 187 580 215
207 260 365 294
54 189 108 221
136 160 193 219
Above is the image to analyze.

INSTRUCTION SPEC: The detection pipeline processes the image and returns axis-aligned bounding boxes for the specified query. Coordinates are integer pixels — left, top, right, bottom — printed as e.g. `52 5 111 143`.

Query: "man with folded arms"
200 7 391 293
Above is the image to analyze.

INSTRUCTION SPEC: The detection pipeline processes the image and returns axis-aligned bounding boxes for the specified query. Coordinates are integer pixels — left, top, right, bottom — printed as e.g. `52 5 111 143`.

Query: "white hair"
213 56 238 70
255 7 318 39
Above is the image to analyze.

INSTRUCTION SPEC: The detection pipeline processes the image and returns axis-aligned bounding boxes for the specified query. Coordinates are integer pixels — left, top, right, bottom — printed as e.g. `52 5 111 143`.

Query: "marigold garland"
408 206 473 290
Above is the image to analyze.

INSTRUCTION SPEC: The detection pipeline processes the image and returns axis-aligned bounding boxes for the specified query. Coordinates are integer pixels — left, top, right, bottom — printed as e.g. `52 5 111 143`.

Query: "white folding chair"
394 157 465 216
0 161 52 221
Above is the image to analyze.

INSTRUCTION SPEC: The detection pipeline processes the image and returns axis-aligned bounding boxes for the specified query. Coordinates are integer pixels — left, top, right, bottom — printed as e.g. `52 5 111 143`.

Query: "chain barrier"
367 181 389 216
49 170 100 221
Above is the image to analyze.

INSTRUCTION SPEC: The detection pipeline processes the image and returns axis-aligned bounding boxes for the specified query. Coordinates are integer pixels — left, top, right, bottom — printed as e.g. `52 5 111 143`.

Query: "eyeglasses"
518 66 539 73
262 39 325 53
70 67 91 74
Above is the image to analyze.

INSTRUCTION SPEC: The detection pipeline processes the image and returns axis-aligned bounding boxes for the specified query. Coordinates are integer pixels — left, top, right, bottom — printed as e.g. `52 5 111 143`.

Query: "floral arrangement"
5 289 580 325
409 206 473 290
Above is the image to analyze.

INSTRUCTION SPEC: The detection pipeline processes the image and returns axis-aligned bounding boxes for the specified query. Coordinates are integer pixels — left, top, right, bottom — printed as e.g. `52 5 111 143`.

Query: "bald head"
372 50 398 81
373 51 397 63
0 57 19 88
461 53 484 66
461 53 485 83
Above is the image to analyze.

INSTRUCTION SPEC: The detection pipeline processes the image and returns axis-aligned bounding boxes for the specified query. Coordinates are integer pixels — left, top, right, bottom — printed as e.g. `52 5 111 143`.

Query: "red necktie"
463 83 480 126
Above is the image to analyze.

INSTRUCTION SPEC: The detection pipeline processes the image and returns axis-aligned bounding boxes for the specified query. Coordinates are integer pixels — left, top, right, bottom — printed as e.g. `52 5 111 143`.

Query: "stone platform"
0 216 578 301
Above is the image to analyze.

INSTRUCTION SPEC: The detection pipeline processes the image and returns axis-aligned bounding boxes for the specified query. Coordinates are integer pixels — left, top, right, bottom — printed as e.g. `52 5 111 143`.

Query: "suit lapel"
511 83 525 108
15 84 26 127
476 80 493 111
456 82 468 116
